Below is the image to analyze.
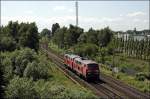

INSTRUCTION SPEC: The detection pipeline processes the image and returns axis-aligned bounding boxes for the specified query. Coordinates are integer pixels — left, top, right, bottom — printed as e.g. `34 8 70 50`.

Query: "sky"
1 0 149 32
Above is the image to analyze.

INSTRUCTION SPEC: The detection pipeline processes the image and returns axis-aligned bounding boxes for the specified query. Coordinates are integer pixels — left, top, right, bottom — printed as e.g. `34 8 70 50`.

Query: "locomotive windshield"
88 64 99 69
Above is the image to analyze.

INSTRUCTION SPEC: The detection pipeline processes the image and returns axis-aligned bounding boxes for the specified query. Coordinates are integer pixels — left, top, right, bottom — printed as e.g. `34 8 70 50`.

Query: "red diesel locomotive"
64 54 100 80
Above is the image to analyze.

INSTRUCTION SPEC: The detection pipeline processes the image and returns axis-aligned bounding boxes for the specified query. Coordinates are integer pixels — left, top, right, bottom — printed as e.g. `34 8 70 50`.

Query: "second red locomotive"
64 54 100 81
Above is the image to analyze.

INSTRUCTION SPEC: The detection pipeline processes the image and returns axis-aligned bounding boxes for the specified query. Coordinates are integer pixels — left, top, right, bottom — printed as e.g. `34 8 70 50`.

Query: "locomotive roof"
75 57 97 65
65 54 80 59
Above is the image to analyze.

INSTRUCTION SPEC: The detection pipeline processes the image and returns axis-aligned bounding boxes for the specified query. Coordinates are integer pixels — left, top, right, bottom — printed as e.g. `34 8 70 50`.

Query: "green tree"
77 33 87 43
4 21 20 42
97 27 113 47
99 47 108 64
65 25 83 47
52 23 60 36
73 43 98 57
53 27 67 48
0 37 16 51
0 21 39 51
40 28 51 38
85 28 98 44
19 23 39 51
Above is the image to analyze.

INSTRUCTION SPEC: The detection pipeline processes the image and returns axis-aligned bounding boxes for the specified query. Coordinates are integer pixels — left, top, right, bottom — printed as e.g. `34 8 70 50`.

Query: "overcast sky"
1 1 149 32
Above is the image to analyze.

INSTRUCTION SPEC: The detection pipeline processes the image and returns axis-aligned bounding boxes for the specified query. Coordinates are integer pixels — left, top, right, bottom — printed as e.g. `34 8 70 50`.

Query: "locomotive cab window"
88 64 99 69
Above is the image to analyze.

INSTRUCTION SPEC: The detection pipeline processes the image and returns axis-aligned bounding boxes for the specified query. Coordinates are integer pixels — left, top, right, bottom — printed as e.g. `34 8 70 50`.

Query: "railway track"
100 74 150 99
41 46 150 99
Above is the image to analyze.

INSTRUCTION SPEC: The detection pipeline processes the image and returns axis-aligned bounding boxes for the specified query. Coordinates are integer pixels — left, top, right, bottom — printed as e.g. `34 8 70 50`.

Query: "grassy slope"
104 54 149 72
101 65 150 93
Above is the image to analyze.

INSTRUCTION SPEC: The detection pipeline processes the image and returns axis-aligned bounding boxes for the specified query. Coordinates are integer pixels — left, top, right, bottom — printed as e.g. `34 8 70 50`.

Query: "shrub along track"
41 45 150 99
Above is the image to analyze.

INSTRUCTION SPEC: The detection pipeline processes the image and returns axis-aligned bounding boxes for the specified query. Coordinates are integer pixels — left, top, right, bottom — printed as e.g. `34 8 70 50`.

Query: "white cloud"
1 15 123 31
1 14 148 32
53 6 66 11
101 17 123 22
119 14 123 17
80 16 123 23
133 19 140 22
52 6 74 13
127 11 145 17
68 9 74 13
143 20 149 23
25 10 33 14
1 15 76 31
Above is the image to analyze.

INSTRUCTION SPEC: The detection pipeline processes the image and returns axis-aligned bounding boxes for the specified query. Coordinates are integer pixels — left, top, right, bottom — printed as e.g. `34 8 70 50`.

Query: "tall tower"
75 0 78 27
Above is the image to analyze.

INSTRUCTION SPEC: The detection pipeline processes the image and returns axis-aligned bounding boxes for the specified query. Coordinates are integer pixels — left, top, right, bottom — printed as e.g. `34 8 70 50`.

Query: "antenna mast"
75 0 78 27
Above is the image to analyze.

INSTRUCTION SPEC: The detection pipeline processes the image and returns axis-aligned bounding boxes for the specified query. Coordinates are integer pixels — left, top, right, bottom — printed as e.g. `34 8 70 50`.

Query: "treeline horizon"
1 21 149 60
1 21 149 34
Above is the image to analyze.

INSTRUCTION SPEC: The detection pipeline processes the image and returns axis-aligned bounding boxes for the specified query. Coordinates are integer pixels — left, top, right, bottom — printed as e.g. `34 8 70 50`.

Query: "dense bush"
10 48 37 77
0 37 16 51
145 72 150 80
34 80 97 99
5 76 96 98
0 53 5 98
5 77 38 98
24 61 49 81
2 57 13 83
1 48 52 81
135 72 150 81
135 72 146 81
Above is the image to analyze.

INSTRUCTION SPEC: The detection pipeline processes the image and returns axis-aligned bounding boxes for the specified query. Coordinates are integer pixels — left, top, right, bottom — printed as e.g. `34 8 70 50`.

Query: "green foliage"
0 53 5 98
24 61 49 81
34 79 96 99
101 67 150 93
145 72 150 80
77 27 113 47
5 77 38 98
52 25 84 48
52 23 60 36
86 28 98 44
97 27 113 47
99 47 108 64
113 35 150 60
0 21 39 51
11 48 37 77
65 25 84 47
0 37 16 51
78 28 98 44
40 28 51 38
19 23 39 51
2 57 13 83
52 27 67 48
3 51 96 98
0 48 41 82
135 72 148 81
48 41 65 54
1 48 52 81
73 43 98 57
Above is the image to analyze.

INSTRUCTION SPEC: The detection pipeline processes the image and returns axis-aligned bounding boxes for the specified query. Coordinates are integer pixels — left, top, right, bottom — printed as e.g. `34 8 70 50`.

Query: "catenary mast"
75 0 78 27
